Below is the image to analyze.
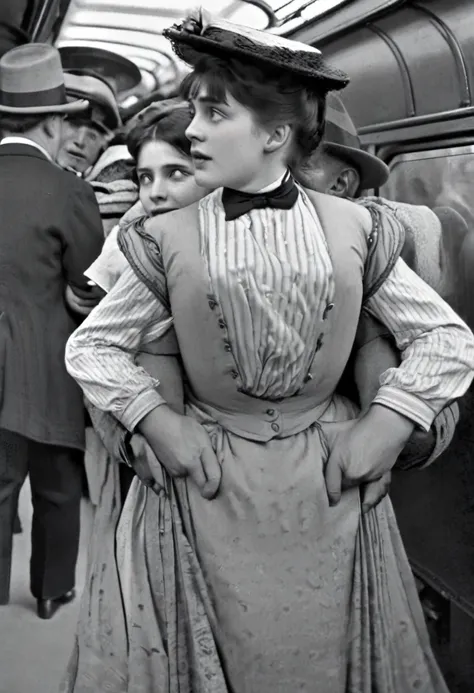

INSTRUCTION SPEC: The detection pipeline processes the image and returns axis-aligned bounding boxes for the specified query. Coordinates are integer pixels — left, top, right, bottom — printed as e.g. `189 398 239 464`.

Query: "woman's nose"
185 115 203 142
150 179 167 201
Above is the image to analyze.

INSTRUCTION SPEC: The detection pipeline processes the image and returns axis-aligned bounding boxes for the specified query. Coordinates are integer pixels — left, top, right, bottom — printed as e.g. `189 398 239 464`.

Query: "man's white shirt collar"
0 136 52 162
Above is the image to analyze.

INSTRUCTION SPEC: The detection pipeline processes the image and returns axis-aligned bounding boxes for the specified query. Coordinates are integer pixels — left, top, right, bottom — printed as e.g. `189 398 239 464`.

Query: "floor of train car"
0 483 471 693
0 482 93 693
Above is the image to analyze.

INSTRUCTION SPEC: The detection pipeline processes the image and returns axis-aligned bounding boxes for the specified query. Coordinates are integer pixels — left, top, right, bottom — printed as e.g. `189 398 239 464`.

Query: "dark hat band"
323 120 361 152
0 84 67 108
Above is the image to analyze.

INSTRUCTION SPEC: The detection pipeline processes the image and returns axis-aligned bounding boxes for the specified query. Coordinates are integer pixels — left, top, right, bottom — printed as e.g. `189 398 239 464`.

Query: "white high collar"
0 136 52 162
255 170 288 194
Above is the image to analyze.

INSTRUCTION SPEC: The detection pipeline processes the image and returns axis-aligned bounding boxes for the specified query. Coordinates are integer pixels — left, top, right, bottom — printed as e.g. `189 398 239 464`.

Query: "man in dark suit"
0 43 104 618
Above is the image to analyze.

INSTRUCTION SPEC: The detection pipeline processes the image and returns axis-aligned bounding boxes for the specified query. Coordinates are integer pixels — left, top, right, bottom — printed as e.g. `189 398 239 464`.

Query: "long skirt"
61 398 448 693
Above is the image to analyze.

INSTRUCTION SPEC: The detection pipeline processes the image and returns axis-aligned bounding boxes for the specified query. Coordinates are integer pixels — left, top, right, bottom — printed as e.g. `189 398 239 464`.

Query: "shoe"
37 589 76 620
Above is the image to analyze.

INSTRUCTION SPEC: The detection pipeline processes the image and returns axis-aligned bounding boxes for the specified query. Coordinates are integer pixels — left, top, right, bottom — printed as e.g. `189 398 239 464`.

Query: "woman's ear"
264 124 292 154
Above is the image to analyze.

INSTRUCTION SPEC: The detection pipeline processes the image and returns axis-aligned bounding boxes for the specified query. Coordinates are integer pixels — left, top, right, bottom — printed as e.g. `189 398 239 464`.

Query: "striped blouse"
65 192 474 434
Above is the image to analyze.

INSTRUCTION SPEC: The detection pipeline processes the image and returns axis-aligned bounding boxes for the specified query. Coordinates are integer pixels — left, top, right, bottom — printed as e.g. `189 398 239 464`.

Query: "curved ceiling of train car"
291 0 474 141
57 0 347 105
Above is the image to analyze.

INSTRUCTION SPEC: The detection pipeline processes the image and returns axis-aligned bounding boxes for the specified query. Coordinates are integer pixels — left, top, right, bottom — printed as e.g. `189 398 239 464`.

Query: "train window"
381 145 474 225
380 145 474 324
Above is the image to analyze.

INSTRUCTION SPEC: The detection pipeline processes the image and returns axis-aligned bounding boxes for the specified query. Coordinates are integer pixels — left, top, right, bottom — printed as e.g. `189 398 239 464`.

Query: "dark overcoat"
0 142 103 450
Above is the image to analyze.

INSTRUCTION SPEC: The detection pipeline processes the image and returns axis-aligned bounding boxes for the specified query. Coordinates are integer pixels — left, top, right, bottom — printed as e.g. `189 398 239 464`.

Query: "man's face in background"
295 146 361 199
57 112 107 174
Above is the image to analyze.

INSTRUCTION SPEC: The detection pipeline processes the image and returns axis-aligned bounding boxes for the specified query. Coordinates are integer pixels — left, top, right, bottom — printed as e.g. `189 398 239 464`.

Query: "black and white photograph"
0 1 473 692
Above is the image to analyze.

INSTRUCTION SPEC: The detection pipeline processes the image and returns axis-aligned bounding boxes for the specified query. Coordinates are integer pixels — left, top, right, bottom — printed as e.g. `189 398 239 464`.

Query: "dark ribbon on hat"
222 172 299 221
0 83 67 108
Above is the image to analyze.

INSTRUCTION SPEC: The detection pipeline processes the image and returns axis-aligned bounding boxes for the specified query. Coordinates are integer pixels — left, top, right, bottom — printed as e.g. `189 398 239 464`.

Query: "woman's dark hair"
125 99 192 162
180 55 326 167
0 113 48 135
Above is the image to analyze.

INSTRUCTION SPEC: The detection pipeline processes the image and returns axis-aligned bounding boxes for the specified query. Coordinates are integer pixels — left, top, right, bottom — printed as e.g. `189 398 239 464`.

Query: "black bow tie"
222 174 299 221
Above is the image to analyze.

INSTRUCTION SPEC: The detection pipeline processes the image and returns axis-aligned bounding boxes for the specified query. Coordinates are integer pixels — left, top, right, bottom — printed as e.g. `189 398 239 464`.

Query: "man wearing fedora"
61 70 138 231
56 45 141 184
58 70 138 317
295 91 463 507
296 92 470 292
0 43 103 618
58 69 123 178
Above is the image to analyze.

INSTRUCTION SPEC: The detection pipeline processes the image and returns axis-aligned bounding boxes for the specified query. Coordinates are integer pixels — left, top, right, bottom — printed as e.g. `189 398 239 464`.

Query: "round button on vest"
208 299 217 309
266 408 275 416
271 423 280 432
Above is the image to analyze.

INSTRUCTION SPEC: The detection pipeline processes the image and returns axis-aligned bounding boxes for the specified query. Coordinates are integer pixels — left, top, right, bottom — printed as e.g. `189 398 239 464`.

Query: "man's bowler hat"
0 43 88 114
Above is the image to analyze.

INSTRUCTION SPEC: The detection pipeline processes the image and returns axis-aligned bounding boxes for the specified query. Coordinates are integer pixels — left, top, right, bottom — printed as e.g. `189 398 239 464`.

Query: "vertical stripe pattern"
368 256 474 426
199 189 335 399
65 194 474 434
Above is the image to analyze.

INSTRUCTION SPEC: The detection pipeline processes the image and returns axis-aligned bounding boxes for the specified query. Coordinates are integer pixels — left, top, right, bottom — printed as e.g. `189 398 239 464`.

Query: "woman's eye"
209 108 223 122
138 173 152 185
169 169 189 181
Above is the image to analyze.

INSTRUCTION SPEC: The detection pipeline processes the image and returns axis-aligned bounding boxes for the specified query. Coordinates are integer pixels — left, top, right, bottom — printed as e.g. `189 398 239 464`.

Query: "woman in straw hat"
64 10 474 692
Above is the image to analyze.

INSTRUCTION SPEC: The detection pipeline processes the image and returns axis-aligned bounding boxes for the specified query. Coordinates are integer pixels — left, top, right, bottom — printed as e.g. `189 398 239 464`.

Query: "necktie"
222 173 299 221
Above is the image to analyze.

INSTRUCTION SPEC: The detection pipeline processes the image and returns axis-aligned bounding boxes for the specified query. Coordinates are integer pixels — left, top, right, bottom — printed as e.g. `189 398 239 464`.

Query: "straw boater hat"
0 43 88 114
64 71 122 132
163 8 349 93
323 93 390 189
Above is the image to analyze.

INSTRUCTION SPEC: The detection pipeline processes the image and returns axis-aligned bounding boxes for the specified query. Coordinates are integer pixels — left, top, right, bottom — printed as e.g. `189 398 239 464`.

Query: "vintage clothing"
63 187 474 692
0 141 103 602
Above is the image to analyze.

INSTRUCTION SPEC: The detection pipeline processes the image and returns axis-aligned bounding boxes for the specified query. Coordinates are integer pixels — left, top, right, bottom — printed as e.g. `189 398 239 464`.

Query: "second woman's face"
137 140 210 216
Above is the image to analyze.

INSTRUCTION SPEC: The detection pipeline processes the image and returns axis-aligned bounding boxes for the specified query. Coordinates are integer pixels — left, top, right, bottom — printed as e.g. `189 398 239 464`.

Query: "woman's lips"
148 206 177 217
191 150 212 161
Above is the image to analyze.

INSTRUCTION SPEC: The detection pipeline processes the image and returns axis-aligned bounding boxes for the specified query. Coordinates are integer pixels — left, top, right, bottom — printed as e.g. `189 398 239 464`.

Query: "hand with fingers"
127 433 164 495
137 404 222 500
360 470 392 513
321 404 415 510
65 284 104 315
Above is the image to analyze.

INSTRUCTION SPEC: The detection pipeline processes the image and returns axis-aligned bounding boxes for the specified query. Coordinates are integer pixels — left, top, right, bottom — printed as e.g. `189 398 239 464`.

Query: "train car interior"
290 3 474 688
1 0 474 690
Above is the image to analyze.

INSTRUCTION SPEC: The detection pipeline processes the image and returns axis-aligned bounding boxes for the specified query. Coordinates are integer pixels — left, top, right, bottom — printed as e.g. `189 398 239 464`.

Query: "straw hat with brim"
163 8 349 93
0 43 88 114
323 93 390 189
64 71 122 132
59 46 142 95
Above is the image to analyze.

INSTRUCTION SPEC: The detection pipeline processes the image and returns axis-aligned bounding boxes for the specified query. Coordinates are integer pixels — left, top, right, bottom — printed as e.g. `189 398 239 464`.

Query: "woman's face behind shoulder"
137 140 211 216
